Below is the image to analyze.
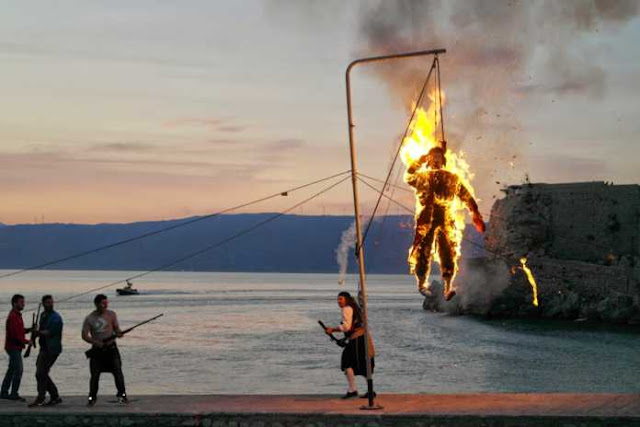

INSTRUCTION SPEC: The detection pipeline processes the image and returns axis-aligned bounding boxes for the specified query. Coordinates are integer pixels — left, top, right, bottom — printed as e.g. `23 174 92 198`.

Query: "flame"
519 257 539 307
401 90 475 288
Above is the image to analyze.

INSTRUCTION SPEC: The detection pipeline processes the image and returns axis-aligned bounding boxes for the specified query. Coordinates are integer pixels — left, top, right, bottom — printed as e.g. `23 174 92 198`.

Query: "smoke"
421 259 512 314
356 0 639 207
336 221 357 285
454 259 512 313
358 0 638 102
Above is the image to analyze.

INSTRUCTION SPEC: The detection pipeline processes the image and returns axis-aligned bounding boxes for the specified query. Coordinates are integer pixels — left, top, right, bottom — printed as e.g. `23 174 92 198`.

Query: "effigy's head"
426 146 446 169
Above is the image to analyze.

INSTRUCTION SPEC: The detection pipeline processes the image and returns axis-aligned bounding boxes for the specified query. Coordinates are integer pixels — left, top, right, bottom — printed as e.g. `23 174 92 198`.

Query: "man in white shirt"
324 291 375 399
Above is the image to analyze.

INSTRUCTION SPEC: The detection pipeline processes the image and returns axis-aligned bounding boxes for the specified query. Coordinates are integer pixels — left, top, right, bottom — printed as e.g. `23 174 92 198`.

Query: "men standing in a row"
1 294 31 401
28 295 63 407
82 294 128 406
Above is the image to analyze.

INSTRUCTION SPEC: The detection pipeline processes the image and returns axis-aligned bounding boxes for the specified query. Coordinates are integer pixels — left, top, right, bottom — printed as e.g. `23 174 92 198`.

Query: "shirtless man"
81 294 127 406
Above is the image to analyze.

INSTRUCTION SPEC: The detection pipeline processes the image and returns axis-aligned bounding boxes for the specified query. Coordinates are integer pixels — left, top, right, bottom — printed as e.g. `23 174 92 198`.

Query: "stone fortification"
428 182 640 324
486 181 639 265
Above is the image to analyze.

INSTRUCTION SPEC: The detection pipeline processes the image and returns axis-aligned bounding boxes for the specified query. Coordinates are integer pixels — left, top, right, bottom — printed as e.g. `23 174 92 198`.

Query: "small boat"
116 287 139 296
117 280 139 296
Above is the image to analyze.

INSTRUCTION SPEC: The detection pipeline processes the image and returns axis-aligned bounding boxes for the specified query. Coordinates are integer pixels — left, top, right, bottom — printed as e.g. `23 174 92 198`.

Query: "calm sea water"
0 270 638 396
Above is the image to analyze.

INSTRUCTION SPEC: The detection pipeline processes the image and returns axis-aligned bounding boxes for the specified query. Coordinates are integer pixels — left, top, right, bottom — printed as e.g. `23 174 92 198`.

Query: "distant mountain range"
0 215 486 274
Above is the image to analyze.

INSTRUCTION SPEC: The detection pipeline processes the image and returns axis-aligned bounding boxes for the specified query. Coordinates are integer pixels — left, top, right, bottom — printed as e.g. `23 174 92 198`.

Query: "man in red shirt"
1 294 31 401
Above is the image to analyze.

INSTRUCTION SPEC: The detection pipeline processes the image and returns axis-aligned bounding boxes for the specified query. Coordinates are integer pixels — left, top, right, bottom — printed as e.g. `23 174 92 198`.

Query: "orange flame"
519 257 539 307
401 91 476 287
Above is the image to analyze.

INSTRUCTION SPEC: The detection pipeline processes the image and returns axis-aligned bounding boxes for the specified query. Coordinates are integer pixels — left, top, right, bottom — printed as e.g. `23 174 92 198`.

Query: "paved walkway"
0 393 638 416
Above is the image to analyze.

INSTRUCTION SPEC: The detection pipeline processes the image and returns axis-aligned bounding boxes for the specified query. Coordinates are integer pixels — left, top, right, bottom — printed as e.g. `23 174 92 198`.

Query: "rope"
26 175 351 311
357 57 437 257
435 56 446 147
371 156 406 246
0 170 351 280
357 176 414 215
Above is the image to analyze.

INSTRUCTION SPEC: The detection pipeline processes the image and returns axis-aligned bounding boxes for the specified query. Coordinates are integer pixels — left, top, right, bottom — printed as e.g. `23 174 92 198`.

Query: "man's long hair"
338 291 363 325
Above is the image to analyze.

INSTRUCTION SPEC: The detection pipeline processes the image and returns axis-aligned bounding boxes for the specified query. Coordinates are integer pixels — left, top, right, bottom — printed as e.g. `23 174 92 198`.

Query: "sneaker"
45 397 62 406
87 397 96 407
28 399 45 408
341 391 358 399
8 395 26 402
0 393 9 400
117 396 129 405
444 289 457 301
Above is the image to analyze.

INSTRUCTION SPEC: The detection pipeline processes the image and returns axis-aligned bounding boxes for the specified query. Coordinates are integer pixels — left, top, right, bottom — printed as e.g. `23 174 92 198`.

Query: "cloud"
163 118 246 134
87 142 155 152
207 138 240 145
163 118 225 128
217 125 246 133
256 138 306 169
527 153 610 183
267 138 305 151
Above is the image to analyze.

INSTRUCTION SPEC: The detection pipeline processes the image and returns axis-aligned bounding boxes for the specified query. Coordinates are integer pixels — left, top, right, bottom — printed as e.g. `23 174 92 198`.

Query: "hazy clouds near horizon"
1 1 639 224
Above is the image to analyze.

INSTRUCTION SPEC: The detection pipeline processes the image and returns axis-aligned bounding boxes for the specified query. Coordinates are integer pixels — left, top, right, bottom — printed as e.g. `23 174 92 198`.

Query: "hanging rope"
0 170 351 280
435 56 446 150
357 57 437 257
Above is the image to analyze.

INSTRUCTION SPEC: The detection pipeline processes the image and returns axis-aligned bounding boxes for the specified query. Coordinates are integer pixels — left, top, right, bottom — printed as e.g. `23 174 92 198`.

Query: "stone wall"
486 181 640 268
468 181 640 323
1 412 639 427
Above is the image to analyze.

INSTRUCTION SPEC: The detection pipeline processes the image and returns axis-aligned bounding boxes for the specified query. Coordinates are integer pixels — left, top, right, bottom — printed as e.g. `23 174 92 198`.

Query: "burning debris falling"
519 257 540 307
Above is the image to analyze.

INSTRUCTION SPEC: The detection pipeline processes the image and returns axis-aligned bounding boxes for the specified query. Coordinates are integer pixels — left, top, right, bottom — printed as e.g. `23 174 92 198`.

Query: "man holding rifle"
81 294 127 407
29 295 63 407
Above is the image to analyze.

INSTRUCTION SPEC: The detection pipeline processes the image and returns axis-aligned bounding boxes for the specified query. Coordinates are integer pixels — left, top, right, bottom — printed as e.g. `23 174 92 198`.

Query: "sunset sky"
1 1 639 224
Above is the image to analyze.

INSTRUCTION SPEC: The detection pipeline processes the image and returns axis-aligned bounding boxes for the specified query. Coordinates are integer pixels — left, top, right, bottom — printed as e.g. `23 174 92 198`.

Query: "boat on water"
117 280 139 296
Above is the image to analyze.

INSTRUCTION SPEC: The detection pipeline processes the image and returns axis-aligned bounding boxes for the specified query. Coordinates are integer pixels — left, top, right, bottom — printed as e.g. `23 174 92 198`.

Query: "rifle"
85 313 163 359
24 303 42 358
318 320 347 348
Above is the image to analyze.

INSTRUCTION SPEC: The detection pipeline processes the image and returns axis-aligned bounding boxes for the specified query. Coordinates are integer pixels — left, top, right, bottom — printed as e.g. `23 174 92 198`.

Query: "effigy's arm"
405 155 429 188
457 183 486 233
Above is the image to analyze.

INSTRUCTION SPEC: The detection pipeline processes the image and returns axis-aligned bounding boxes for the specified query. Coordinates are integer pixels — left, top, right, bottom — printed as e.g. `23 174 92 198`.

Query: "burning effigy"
401 96 485 301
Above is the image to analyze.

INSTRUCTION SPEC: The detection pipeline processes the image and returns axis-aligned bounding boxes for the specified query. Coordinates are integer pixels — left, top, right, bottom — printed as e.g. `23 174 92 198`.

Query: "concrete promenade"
0 393 638 426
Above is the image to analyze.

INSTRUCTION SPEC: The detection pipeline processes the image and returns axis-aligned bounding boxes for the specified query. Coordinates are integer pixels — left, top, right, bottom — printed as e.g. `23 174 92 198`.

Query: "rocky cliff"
428 182 640 324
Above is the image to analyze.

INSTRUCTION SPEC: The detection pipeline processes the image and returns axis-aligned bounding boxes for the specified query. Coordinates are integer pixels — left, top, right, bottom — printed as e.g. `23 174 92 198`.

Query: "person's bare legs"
345 368 357 393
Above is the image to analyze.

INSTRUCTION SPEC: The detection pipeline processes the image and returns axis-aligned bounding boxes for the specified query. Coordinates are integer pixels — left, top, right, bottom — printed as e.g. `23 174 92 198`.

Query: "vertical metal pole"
344 49 446 410
345 63 377 409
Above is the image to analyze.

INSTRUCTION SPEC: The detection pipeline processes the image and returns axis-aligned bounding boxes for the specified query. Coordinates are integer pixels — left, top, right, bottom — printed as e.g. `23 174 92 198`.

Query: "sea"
0 270 638 396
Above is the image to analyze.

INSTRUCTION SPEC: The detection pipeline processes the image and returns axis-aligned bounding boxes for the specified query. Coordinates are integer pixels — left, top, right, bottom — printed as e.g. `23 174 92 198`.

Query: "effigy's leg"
437 229 457 300
408 207 430 275
414 227 436 296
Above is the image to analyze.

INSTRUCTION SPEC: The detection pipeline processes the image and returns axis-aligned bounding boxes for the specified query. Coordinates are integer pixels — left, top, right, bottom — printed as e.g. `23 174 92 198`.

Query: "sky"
1 0 639 225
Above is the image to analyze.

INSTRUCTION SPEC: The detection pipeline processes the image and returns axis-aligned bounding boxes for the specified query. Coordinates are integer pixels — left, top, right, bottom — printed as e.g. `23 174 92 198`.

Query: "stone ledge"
0 394 638 426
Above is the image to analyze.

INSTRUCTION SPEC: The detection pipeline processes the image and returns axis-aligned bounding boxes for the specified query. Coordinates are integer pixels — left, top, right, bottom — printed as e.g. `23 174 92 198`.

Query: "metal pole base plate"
360 404 384 411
